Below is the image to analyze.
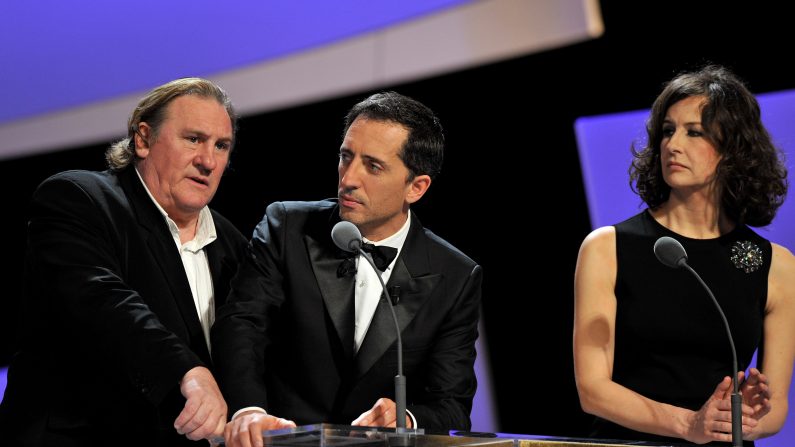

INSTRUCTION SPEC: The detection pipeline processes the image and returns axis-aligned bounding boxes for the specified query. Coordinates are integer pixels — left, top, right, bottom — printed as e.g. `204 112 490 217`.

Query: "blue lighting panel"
0 0 471 123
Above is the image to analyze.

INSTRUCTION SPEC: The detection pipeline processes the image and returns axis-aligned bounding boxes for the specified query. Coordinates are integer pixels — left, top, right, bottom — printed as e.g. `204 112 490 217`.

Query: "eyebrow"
339 147 388 166
362 154 387 166
185 129 234 143
663 118 702 126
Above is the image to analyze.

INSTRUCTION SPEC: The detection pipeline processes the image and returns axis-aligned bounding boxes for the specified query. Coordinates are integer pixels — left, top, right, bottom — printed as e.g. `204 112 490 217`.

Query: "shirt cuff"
232 406 268 421
406 408 418 429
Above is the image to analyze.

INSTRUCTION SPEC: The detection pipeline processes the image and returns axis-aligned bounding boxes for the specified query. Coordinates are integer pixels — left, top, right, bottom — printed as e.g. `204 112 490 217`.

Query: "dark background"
1 1 793 437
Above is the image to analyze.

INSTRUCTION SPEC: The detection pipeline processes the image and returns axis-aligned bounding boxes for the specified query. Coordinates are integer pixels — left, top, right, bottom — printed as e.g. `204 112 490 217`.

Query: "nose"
664 129 684 154
339 159 362 190
194 144 218 174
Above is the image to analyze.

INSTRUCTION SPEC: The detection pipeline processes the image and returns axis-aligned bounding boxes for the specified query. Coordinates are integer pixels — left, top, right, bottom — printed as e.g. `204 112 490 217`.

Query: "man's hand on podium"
352 397 412 428
175 366 227 441
224 410 297 447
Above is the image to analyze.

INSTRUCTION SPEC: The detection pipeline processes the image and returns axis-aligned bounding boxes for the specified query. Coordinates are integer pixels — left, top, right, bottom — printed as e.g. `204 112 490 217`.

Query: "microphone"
331 221 407 430
653 236 688 268
332 220 363 252
654 236 743 446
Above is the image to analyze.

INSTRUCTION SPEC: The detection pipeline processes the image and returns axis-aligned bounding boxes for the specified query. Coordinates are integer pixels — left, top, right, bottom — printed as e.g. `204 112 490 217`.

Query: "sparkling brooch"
730 240 763 273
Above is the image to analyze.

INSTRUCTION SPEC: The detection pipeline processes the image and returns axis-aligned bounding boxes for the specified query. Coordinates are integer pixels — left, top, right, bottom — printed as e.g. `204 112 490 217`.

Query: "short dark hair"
106 77 237 170
630 65 787 226
343 91 444 180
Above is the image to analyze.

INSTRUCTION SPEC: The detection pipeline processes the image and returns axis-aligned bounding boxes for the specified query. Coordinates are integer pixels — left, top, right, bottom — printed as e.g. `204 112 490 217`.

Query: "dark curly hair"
630 65 787 226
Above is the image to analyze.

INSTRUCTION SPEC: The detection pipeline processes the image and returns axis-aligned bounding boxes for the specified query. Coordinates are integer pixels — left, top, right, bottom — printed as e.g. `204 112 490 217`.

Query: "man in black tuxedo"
0 78 247 446
213 91 483 446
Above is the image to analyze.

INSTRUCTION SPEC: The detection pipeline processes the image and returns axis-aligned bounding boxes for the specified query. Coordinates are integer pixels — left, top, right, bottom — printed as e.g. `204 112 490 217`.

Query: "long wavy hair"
630 65 787 226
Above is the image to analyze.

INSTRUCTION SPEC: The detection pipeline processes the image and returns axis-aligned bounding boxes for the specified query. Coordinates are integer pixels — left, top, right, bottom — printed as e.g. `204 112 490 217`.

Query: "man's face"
135 95 233 225
337 116 429 241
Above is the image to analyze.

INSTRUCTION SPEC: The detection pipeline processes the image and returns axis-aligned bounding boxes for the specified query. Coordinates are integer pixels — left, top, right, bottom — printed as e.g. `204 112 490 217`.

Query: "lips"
667 161 686 169
188 176 209 186
339 193 362 207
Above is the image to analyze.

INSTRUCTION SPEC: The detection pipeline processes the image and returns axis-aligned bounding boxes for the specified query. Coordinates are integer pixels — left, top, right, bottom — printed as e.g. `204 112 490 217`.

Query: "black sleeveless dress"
590 210 770 446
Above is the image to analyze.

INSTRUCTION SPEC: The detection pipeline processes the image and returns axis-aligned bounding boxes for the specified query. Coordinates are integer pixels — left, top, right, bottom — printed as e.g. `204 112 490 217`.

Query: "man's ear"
134 123 152 159
405 175 431 205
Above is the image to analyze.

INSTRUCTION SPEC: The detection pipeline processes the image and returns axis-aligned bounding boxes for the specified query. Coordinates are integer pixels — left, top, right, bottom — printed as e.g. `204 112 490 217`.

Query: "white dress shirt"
353 211 411 352
135 168 217 351
353 211 416 428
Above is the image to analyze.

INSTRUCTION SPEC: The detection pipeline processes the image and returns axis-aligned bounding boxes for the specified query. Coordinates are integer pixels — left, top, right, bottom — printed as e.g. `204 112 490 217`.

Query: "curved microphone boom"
331 221 407 430
654 236 742 447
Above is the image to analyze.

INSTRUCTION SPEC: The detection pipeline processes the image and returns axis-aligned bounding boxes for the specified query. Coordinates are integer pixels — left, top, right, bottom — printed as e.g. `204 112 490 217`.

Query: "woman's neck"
651 193 734 239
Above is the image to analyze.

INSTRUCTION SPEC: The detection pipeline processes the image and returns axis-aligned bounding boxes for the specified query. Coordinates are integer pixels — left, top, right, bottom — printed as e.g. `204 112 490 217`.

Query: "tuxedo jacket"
0 167 247 446
212 200 482 431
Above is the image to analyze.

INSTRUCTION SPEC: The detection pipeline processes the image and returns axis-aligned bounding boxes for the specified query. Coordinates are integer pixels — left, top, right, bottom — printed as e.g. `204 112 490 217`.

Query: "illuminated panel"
0 0 603 159
0 0 470 124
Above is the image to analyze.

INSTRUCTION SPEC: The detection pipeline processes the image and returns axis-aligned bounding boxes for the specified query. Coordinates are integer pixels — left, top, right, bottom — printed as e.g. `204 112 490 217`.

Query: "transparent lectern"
220 424 674 447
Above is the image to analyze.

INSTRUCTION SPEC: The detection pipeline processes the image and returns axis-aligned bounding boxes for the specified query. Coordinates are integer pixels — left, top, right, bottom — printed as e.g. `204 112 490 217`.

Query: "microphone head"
654 236 688 268
331 221 362 252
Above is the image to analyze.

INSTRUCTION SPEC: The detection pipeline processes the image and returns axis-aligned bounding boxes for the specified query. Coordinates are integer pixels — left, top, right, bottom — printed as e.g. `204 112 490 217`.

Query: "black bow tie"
337 243 398 278
362 243 398 272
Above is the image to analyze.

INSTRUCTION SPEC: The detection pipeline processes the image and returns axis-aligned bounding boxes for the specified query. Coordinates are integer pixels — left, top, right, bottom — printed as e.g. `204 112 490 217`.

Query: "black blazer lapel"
306 233 356 360
119 167 211 362
205 237 238 310
354 215 441 379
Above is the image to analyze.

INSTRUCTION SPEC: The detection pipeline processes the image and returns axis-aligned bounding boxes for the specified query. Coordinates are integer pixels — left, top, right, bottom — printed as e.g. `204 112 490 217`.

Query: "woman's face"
660 95 722 193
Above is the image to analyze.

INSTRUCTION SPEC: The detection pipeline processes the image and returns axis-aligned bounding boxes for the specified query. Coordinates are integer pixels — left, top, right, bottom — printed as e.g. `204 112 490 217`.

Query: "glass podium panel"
215 424 680 447
247 424 510 447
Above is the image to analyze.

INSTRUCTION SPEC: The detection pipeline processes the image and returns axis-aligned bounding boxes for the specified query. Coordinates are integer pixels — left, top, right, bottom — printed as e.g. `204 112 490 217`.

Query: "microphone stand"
358 249 407 431
681 263 742 447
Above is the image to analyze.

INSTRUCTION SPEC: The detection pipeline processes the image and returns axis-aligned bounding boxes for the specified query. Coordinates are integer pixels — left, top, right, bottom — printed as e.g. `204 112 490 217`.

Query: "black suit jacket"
0 167 247 446
212 200 482 431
